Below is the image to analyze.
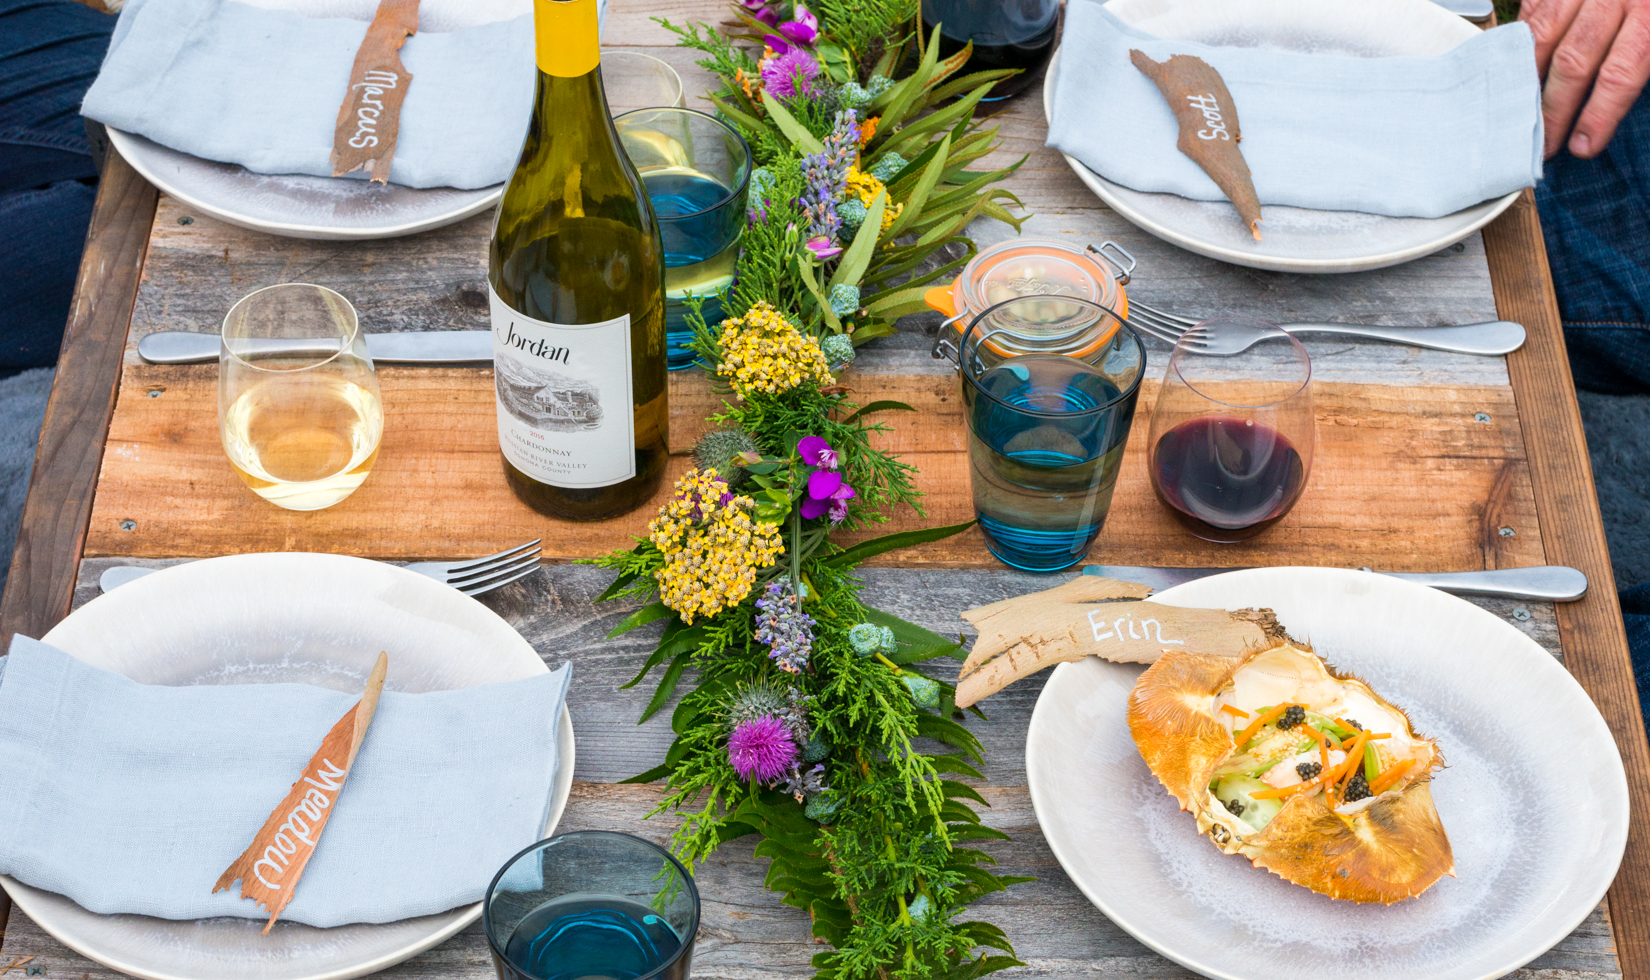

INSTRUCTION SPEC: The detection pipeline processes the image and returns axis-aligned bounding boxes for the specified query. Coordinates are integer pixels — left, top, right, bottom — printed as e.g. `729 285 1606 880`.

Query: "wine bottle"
488 0 667 521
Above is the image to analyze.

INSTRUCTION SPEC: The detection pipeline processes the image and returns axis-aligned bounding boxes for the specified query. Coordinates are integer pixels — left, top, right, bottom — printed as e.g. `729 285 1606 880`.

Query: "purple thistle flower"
761 47 820 100
729 716 797 783
756 578 815 672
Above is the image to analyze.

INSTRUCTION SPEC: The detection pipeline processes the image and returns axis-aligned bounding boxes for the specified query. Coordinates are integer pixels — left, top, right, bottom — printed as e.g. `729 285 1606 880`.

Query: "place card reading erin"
214 653 389 933
330 0 420 183
953 576 1284 707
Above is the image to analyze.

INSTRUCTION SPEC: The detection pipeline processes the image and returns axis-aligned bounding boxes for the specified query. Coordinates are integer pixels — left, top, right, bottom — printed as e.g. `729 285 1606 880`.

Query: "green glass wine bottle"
488 0 667 521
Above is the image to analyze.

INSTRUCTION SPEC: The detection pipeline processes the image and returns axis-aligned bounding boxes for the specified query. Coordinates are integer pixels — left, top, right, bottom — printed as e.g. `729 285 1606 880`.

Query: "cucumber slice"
1211 774 1283 831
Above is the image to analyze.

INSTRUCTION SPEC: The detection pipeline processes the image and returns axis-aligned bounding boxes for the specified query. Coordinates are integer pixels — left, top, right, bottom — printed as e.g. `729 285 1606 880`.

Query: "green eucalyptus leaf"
829 189 885 289
816 41 854 82
761 90 825 154
595 569 640 602
848 319 898 346
796 253 842 331
823 519 976 567
839 399 916 423
637 651 692 723
606 601 673 639
884 132 950 239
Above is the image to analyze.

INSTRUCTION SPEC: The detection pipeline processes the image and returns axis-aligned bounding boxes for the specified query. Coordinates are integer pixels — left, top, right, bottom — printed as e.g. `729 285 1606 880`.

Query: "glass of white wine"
218 283 384 511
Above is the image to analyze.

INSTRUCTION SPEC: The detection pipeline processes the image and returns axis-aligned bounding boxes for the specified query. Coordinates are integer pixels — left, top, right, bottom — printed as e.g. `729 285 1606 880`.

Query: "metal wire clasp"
929 310 969 364
1086 241 1136 286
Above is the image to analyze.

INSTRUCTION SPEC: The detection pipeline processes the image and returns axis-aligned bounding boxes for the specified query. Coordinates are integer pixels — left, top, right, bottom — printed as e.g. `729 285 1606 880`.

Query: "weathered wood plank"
1485 190 1650 980
82 366 1546 573
0 563 1610 978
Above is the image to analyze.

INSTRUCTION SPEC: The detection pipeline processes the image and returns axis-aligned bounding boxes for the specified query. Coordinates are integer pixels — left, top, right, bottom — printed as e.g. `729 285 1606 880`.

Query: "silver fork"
97 539 544 597
1123 299 1527 356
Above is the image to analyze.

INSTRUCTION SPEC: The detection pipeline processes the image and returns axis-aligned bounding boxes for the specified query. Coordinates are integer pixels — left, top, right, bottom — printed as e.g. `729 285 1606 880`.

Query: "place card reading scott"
331 0 420 183
954 576 1284 707
214 652 389 932
1130 50 1262 240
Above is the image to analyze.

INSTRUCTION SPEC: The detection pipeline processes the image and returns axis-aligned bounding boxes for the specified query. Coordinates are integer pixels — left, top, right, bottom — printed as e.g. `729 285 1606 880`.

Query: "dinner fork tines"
404 539 543 596
1124 298 1526 356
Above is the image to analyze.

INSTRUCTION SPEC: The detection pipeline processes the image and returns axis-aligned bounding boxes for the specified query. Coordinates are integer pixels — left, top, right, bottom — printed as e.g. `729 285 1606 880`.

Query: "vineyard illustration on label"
495 351 605 431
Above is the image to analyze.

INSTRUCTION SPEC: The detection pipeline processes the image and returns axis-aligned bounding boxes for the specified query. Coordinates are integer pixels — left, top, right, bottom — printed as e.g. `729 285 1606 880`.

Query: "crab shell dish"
1127 639 1454 903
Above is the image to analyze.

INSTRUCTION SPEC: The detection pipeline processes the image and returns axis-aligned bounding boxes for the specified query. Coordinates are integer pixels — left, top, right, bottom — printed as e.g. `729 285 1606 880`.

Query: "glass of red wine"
1148 317 1314 543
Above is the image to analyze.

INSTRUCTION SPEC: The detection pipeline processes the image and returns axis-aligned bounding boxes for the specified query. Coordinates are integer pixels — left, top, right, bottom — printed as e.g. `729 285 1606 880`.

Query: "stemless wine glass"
614 107 752 370
218 283 383 511
601 51 686 116
947 295 1146 572
1147 316 1315 543
485 832 700 980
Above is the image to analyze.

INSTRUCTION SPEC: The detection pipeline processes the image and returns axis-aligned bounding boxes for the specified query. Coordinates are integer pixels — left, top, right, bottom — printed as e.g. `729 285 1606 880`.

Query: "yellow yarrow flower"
647 467 783 624
846 166 902 232
715 301 833 398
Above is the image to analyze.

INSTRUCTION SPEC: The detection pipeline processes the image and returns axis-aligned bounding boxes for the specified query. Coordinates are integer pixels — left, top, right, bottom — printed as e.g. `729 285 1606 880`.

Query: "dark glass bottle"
921 0 1060 102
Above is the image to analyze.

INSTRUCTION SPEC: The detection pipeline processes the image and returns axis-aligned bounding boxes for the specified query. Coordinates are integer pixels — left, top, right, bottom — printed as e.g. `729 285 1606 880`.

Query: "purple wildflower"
799 110 858 240
798 435 838 470
779 5 819 45
756 578 815 672
828 487 855 524
761 47 820 99
804 235 841 260
729 716 797 783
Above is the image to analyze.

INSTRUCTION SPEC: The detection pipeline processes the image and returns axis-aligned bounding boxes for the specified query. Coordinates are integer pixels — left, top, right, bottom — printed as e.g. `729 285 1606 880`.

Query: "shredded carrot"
1248 780 1313 800
1233 703 1297 747
1219 704 1250 720
1370 757 1417 795
1326 733 1368 805
1364 732 1392 740
1299 726 1330 773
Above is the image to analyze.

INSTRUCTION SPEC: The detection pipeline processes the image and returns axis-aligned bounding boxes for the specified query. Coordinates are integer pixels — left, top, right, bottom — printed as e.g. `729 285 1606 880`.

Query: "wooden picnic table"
2 2 1645 977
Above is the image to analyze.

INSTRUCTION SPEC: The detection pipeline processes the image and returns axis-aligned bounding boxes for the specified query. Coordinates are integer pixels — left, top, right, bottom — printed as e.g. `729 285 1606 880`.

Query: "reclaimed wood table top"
3 3 1647 978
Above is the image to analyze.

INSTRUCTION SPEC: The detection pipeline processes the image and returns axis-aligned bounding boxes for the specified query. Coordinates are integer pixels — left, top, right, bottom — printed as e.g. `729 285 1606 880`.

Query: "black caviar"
1224 798 1246 816
1344 718 1363 731
1343 771 1372 803
1275 705 1306 731
1296 760 1323 780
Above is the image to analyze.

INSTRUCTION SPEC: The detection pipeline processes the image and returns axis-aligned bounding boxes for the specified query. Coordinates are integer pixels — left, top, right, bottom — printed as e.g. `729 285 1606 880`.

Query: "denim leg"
1534 88 1650 395
0 179 97 370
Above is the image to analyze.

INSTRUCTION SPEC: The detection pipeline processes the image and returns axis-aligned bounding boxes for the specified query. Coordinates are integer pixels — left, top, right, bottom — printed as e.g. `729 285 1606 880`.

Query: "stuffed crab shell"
1127 640 1453 903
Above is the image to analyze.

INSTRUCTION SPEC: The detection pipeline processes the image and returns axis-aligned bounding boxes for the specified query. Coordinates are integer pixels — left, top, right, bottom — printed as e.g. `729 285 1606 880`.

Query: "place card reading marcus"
331 0 420 183
214 653 389 933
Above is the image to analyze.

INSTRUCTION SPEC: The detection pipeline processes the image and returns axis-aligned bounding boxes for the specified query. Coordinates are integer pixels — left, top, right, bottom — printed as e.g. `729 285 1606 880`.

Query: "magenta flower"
761 46 821 99
804 236 842 260
779 5 819 45
798 435 839 470
828 487 855 524
764 32 791 54
729 716 798 783
756 7 779 25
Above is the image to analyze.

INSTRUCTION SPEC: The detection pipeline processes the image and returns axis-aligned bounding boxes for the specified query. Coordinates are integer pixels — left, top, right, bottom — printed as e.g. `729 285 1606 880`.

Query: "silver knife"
1084 564 1588 602
137 330 493 365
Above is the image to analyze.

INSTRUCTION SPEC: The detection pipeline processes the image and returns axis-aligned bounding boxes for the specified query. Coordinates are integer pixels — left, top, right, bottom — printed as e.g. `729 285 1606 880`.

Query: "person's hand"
1520 0 1650 158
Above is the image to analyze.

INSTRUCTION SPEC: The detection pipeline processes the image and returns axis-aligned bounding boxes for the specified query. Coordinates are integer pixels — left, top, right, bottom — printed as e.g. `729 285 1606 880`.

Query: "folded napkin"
1046 2 1543 219
81 0 536 189
0 635 571 927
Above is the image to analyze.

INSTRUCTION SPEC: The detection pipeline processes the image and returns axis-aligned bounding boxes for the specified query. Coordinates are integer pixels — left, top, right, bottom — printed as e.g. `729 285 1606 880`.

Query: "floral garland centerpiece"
596 1 1036 977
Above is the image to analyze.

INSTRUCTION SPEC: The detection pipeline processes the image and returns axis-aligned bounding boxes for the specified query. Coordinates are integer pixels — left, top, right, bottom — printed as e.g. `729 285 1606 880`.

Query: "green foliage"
595 6 1041 978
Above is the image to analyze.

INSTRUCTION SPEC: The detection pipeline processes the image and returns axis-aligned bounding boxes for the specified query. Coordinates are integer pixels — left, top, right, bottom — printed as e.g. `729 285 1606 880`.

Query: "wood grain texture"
0 563 1613 978
83 365 1546 573
1485 189 1650 980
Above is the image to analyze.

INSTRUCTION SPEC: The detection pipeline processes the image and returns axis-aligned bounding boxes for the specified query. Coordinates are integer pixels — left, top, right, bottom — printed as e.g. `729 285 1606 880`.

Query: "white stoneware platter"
1 552 574 980
1025 566 1628 980
1043 0 1522 273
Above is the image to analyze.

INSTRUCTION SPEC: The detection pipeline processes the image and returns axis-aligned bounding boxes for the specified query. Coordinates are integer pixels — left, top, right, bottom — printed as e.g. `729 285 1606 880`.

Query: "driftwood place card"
214 652 389 933
954 576 1284 707
1130 50 1263 240
330 0 420 183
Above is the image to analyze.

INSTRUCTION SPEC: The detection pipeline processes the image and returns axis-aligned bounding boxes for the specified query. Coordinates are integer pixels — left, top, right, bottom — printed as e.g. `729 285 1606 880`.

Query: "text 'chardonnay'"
488 0 667 520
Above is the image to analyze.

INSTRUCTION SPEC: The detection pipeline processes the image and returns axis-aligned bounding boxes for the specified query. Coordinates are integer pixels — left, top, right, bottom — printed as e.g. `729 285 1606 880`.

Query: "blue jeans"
0 0 114 373
1534 88 1650 396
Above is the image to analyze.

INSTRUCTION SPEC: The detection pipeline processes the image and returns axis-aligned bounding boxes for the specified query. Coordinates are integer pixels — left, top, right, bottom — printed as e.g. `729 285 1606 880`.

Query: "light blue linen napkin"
0 635 571 927
80 0 534 190
1046 2 1543 219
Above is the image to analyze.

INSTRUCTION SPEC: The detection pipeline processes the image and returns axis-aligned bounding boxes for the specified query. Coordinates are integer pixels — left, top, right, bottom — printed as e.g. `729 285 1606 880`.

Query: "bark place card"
1130 50 1263 240
331 0 420 183
954 576 1285 707
214 653 389 933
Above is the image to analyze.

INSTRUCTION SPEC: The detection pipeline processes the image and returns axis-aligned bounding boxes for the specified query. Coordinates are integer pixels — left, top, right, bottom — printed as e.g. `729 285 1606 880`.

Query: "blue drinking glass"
944 295 1146 572
484 831 700 980
615 108 752 370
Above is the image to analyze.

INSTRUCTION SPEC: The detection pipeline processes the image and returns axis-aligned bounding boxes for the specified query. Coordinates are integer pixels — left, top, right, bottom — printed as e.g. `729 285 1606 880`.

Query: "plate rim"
1039 4 1524 274
1 552 574 980
106 128 503 242
1024 566 1630 980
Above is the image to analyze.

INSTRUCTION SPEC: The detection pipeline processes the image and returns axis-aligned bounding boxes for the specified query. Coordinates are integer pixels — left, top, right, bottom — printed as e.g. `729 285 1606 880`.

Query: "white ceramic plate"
1 553 574 980
1042 0 1522 273
1025 567 1628 980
